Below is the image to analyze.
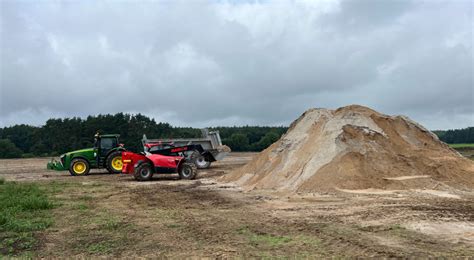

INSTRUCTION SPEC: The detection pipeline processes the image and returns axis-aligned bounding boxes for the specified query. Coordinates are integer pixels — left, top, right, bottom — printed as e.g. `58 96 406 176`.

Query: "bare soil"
1 153 474 258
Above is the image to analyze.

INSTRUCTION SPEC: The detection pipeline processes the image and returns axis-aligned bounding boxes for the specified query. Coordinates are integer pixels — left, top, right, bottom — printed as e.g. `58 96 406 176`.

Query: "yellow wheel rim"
111 156 123 171
73 162 87 174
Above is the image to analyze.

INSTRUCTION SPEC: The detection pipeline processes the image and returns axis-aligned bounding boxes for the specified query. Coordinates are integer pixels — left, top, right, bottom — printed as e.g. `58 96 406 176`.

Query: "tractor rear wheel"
134 163 153 181
106 150 123 174
69 158 90 176
178 162 197 180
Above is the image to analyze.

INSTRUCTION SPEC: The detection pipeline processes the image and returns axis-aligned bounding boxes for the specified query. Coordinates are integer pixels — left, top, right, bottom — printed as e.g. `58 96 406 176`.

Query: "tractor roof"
99 134 120 138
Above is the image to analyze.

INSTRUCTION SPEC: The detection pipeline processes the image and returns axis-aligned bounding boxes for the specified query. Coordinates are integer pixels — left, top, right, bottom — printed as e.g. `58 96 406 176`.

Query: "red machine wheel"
178 163 197 180
134 163 153 181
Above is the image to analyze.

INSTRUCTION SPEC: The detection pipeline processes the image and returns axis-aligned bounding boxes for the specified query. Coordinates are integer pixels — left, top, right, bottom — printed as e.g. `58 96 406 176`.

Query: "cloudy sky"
0 0 472 130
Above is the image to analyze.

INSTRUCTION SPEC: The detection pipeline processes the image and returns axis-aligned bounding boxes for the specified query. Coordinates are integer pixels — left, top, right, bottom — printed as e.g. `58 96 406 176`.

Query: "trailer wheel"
69 158 90 176
134 163 153 181
195 156 211 169
178 163 197 180
106 150 123 174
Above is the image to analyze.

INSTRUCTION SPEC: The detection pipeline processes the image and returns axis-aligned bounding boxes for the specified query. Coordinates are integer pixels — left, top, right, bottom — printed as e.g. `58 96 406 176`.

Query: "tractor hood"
48 148 96 171
65 148 95 156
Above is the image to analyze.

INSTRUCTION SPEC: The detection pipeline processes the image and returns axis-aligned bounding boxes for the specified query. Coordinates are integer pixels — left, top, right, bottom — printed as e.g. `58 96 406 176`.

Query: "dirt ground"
1 153 474 258
457 147 474 160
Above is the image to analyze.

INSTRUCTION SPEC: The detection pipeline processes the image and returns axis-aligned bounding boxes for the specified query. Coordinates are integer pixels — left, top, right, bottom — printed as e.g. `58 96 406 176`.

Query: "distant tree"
436 127 474 144
252 131 280 151
0 124 38 153
224 133 250 151
0 139 23 158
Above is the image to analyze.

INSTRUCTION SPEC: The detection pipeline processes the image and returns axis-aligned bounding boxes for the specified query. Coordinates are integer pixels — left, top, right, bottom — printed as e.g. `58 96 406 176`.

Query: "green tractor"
47 134 125 176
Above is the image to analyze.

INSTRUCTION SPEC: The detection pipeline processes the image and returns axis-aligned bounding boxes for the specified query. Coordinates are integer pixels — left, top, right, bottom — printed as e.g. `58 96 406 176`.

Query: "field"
449 143 474 149
1 153 474 258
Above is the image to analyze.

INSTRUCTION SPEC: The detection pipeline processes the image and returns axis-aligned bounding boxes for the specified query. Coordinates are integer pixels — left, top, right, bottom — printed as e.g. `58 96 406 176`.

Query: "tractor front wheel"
106 151 123 174
69 158 90 176
178 163 197 180
134 163 153 181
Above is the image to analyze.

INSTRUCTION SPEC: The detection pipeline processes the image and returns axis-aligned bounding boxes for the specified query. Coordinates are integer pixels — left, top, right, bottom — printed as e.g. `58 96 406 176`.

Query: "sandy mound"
223 105 474 193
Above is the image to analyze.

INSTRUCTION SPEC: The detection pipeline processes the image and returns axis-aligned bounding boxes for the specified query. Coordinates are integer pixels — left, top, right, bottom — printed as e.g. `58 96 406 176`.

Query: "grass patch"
235 226 325 257
86 241 117 254
250 233 292 247
449 143 474 149
237 227 292 247
70 215 134 255
72 203 89 211
0 181 55 256
101 218 122 231
77 195 94 201
165 223 181 229
296 235 322 247
41 180 78 194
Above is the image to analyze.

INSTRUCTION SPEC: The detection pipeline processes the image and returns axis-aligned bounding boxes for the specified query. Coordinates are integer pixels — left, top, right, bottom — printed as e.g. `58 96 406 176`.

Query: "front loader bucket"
47 159 66 171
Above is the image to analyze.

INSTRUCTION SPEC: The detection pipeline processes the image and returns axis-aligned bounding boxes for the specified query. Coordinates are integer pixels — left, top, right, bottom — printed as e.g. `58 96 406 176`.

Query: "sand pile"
223 105 474 193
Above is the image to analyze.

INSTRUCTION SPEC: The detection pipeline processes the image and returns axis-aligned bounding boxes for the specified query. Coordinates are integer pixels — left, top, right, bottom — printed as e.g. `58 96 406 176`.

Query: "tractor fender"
105 147 126 160
70 155 89 163
103 147 126 167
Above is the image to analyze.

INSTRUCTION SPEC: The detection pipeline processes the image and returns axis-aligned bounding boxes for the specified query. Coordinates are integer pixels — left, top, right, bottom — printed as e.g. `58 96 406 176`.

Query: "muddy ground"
1 153 473 258
458 147 474 160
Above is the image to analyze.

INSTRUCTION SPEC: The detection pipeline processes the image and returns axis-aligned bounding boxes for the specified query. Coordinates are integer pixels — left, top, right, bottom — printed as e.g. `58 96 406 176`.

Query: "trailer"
142 129 231 169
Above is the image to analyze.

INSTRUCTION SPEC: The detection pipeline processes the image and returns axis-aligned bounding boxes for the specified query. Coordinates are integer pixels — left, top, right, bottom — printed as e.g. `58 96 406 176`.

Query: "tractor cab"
94 134 120 157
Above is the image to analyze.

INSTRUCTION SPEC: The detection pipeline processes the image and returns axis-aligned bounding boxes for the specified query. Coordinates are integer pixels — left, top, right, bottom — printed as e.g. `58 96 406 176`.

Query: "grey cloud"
0 0 472 129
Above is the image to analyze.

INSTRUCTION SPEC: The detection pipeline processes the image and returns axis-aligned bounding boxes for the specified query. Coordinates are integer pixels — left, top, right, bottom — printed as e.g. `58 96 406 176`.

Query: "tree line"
0 113 472 159
0 113 287 158
433 127 474 144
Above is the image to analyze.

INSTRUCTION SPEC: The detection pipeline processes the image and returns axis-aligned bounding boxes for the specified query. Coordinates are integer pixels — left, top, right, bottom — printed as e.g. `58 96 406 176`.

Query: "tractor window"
100 138 116 150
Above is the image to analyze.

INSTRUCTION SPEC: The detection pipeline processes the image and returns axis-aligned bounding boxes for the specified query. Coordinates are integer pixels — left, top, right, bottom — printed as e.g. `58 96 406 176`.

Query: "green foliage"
214 126 287 151
86 241 116 254
0 125 38 153
225 133 250 152
0 181 54 256
0 139 23 158
253 131 280 151
435 127 474 144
